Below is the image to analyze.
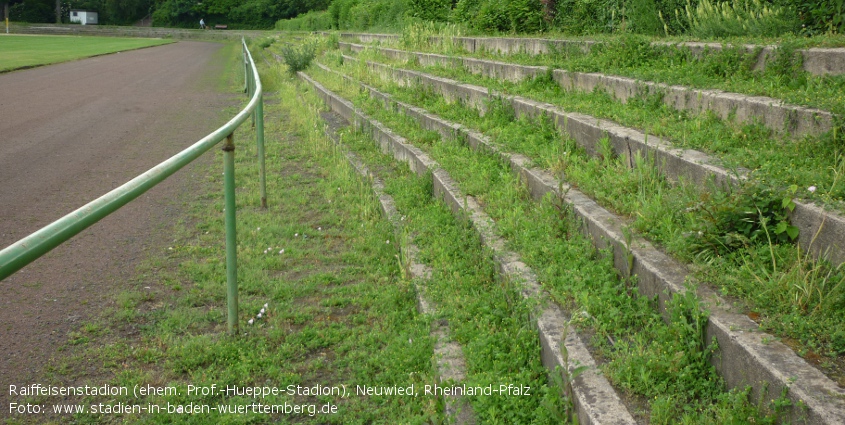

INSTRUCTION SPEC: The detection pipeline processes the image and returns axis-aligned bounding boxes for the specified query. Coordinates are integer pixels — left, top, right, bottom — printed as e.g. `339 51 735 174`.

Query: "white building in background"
69 10 98 25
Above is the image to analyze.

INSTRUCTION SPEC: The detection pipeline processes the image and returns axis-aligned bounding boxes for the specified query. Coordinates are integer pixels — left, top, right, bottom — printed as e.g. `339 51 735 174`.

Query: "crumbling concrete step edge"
314 62 845 424
348 55 845 268
301 71 640 425
340 41 834 139
321 120 476 424
331 32 845 76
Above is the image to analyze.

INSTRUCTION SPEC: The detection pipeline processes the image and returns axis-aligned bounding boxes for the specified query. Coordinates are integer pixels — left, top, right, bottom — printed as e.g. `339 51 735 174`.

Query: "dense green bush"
152 0 328 29
552 0 694 35
408 0 452 21
275 0 842 35
9 0 54 23
276 10 333 30
323 0 407 30
788 0 845 35
279 42 317 75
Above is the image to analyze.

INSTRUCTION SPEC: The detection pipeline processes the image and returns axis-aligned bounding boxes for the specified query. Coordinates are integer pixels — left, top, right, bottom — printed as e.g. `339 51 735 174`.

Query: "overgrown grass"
370 32 845 117
0 35 173 72
328 126 568 424
345 45 845 215
311 58 845 383
304 63 790 423
12 44 444 424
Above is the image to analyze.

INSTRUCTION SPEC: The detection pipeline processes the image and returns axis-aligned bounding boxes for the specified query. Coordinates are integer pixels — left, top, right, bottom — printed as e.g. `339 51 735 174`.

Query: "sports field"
0 34 173 72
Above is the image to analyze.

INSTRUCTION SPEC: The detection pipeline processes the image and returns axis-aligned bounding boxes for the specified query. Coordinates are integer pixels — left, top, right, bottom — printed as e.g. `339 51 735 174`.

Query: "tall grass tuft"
683 0 799 38
400 20 465 54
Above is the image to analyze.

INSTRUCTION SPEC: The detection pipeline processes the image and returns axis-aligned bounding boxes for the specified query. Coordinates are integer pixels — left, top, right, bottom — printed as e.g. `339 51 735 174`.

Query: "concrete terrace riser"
335 32 845 77
344 54 845 267
340 42 834 139
324 129 476 424
312 62 845 424
300 72 639 425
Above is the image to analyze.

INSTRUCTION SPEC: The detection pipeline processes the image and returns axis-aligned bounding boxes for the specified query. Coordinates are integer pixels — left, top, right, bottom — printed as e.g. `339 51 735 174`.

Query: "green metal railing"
0 38 266 334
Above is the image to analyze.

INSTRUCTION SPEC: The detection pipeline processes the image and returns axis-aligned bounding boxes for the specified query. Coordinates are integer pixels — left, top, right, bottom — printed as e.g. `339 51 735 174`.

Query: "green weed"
315 55 845 379
305 64 786 422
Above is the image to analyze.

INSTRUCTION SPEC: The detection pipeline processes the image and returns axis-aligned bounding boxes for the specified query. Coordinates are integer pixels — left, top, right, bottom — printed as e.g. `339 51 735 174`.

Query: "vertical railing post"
256 92 267 208
223 133 238 334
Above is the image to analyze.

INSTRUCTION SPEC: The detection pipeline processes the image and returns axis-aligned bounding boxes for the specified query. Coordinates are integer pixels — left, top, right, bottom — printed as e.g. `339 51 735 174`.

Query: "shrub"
783 0 845 35
279 43 317 75
276 10 333 30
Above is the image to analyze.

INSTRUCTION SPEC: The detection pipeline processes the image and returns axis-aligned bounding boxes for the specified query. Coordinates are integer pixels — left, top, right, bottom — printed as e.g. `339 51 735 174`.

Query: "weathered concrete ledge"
348 55 845 266
301 71 639 425
334 32 845 76
340 41 834 138
313 63 845 424
321 118 475 424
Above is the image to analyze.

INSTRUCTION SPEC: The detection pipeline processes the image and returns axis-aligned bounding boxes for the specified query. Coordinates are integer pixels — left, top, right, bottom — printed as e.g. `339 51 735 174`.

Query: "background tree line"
4 0 328 28
5 0 844 35
278 0 845 37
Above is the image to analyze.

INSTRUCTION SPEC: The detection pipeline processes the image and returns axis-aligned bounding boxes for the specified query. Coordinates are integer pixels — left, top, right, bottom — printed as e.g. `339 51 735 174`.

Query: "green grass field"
0 35 173 72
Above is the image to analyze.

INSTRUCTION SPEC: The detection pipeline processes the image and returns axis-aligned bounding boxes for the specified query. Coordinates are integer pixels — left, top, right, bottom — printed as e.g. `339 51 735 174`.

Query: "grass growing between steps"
308 61 845 386
297 91 569 423
341 48 845 214
374 34 845 117
304 66 789 424
18 57 442 425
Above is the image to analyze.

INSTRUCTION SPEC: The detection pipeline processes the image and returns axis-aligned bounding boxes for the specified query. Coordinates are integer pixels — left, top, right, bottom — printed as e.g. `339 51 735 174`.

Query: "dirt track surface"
0 41 231 411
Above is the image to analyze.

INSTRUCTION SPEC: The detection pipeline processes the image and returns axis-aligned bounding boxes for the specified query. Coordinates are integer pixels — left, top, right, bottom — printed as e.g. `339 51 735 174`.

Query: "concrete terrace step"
300 71 639 425
309 62 845 425
341 54 845 268
321 118 476 424
339 41 835 139
331 31 845 76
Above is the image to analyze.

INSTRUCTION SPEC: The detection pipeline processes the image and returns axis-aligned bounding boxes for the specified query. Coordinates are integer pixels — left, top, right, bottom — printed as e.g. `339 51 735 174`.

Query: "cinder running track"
0 40 231 410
